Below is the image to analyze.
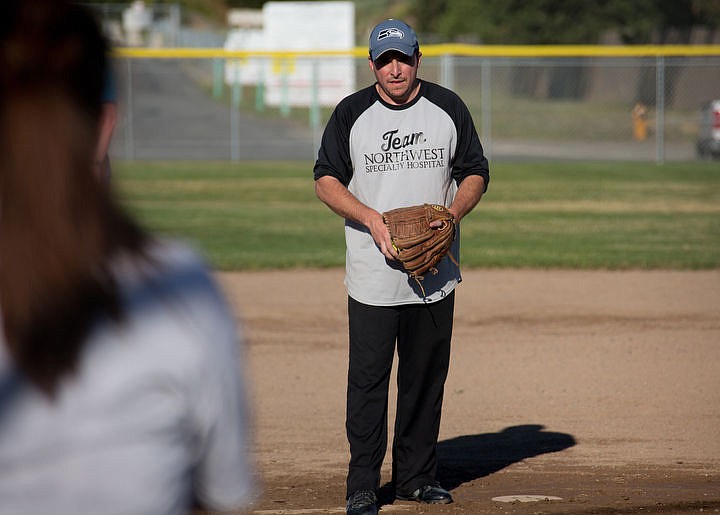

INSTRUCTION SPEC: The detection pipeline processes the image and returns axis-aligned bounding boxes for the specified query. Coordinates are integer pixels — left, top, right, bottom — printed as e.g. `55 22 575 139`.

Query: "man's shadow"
437 424 576 490
379 424 575 504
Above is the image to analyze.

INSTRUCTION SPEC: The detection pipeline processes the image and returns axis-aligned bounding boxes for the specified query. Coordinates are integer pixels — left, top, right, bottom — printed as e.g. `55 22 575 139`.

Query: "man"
313 19 489 515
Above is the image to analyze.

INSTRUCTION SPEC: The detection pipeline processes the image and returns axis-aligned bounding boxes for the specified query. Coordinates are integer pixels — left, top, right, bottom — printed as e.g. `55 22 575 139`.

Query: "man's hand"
381 204 456 278
448 175 485 222
315 175 399 260
365 210 399 261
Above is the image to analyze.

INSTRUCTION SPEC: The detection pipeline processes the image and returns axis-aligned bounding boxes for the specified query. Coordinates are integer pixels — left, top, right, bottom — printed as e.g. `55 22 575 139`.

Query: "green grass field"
114 160 720 270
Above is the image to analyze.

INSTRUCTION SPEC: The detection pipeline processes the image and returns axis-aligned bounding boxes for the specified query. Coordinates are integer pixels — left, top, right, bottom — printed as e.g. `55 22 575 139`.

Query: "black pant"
346 292 454 498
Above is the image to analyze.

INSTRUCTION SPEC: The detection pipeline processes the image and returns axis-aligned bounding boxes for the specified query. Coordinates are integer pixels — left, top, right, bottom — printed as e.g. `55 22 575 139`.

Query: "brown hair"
0 0 148 396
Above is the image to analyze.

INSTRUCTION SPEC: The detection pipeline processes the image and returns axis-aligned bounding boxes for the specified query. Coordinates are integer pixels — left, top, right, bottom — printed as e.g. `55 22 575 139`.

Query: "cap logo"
377 28 404 41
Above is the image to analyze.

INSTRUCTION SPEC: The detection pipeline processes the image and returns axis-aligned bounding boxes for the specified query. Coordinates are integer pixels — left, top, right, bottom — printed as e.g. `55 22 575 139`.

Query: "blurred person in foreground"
0 1 254 514
95 67 118 182
314 19 489 515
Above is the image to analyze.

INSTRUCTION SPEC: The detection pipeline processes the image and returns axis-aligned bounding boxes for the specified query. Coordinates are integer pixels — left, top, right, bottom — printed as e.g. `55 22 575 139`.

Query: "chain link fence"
109 48 720 163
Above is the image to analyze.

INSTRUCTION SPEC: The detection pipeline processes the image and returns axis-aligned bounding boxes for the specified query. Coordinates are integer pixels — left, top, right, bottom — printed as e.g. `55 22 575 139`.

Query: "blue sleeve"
102 68 117 103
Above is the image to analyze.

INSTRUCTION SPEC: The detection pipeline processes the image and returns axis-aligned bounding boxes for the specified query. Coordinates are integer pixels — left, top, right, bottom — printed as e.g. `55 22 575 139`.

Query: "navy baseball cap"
369 19 419 62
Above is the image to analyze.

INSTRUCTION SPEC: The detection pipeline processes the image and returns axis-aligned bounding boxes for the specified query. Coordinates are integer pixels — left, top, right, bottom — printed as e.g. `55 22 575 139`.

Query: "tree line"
227 0 720 44
90 0 720 45
407 0 720 44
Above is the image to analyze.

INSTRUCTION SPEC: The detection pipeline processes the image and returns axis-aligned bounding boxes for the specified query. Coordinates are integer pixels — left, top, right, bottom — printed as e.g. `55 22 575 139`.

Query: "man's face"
369 50 421 105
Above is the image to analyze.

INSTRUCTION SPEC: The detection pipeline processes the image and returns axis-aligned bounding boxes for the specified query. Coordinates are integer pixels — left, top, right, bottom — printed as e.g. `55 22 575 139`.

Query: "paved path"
111 59 318 161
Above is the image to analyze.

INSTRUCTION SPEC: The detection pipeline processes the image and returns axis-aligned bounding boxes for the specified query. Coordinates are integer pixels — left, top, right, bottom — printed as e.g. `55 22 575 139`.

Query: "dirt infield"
216 269 720 514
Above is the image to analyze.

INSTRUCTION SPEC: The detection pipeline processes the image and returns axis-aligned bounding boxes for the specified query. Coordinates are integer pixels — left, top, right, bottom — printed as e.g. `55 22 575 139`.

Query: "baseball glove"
382 204 457 282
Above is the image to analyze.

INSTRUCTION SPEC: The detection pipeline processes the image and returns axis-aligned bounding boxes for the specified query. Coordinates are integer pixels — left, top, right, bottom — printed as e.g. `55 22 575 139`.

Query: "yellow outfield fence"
109 45 720 163
114 44 720 59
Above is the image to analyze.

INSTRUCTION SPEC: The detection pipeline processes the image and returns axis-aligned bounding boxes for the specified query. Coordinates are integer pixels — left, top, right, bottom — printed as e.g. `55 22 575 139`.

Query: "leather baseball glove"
382 203 457 281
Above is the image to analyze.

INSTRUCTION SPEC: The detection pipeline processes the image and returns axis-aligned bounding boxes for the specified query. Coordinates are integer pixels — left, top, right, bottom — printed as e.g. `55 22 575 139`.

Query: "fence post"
655 55 665 165
280 58 291 118
255 59 265 112
481 58 492 160
231 62 241 161
213 58 223 99
124 58 135 161
310 59 322 159
440 54 454 91
309 59 320 129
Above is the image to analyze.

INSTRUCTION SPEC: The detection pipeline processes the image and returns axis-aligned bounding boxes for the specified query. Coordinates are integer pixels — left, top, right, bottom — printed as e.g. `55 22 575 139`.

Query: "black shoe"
346 489 378 515
396 482 453 504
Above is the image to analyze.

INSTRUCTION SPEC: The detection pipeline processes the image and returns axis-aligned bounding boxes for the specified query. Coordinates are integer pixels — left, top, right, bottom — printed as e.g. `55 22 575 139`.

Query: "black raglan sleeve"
424 82 489 192
313 87 376 186
451 100 489 192
313 104 353 185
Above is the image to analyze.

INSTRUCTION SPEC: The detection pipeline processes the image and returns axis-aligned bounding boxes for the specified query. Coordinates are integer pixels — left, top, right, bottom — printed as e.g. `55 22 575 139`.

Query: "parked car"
696 99 720 160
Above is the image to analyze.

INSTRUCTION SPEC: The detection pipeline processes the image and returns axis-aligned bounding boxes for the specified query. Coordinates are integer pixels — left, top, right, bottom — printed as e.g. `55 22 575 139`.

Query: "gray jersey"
314 80 489 306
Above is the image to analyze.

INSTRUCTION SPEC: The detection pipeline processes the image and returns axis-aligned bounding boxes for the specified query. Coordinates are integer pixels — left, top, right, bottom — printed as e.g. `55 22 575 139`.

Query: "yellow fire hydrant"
632 102 648 141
